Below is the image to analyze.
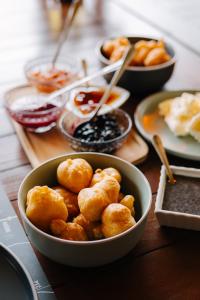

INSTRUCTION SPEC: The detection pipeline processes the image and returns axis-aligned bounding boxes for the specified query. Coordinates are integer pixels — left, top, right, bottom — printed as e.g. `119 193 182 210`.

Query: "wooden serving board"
12 121 149 168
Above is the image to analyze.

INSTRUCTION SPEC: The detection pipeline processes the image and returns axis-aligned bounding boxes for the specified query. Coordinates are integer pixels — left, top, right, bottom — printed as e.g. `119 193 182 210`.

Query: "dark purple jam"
73 114 122 143
163 175 200 215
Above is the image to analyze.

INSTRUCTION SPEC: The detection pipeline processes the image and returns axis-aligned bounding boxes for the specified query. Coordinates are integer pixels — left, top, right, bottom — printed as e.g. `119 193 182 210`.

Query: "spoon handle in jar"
152 134 176 184
92 44 135 118
52 0 81 66
48 60 122 101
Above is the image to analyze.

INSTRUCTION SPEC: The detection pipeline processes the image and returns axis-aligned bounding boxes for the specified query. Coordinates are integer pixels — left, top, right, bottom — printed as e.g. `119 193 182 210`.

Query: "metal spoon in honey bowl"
152 134 176 184
70 44 135 134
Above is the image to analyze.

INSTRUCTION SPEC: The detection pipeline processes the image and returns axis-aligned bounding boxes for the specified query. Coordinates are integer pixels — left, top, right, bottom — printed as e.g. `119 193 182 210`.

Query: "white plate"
134 90 200 161
66 85 130 118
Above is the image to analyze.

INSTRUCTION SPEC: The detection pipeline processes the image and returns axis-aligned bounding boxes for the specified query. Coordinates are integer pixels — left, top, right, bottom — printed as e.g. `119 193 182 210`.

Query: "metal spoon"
73 44 135 133
152 134 176 184
48 59 122 101
92 44 135 120
52 0 81 66
81 59 89 88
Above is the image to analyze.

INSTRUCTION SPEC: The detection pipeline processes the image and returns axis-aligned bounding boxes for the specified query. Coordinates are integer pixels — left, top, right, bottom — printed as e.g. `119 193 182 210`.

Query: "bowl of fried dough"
18 152 151 267
97 36 176 95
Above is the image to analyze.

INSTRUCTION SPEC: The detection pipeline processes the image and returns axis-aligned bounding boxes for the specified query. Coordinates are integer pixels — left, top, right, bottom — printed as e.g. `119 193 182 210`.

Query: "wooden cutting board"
12 121 149 168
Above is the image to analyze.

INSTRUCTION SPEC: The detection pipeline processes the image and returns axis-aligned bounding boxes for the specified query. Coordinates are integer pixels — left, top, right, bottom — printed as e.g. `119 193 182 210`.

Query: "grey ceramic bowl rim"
96 35 176 71
18 152 152 246
58 108 133 146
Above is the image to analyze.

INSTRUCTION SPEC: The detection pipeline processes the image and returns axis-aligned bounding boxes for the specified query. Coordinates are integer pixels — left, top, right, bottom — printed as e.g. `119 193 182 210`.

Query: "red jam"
74 89 119 114
8 95 64 132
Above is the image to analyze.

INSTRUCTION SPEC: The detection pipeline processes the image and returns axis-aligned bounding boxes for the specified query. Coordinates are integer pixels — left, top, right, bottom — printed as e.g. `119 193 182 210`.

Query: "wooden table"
1 1 200 299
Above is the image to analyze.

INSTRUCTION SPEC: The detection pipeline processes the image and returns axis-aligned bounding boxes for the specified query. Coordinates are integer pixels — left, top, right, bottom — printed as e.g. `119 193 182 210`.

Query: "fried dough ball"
102 203 136 238
131 46 150 66
50 219 88 241
144 47 170 66
103 36 130 59
52 186 79 218
90 167 121 186
26 186 68 231
120 195 135 217
110 46 127 62
103 37 171 67
78 186 110 221
57 158 93 193
73 214 104 240
118 192 125 202
95 177 120 203
103 41 115 58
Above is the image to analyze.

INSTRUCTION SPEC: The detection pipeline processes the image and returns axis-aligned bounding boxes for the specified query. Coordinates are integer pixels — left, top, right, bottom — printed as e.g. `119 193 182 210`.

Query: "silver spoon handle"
81 59 89 88
152 134 176 184
93 45 135 117
52 0 81 66
48 60 122 100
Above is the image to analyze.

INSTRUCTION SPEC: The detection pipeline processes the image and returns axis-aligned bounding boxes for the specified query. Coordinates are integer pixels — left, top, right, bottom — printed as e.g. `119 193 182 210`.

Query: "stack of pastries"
26 158 136 241
103 36 171 67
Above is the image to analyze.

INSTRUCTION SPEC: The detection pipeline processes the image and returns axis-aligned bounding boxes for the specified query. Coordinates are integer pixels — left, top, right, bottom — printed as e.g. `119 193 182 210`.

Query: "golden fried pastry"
144 47 170 66
53 186 79 218
110 46 127 62
90 167 121 186
103 41 115 58
103 36 130 59
102 203 136 238
73 214 103 240
120 195 135 217
95 177 120 203
92 224 104 240
118 192 125 202
78 186 110 222
26 186 68 231
131 46 150 66
103 37 171 67
50 219 88 241
57 158 93 193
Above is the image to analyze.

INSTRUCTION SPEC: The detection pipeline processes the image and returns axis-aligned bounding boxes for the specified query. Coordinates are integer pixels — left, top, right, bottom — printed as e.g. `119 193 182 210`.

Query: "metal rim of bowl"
58 108 133 146
96 35 176 72
18 152 152 246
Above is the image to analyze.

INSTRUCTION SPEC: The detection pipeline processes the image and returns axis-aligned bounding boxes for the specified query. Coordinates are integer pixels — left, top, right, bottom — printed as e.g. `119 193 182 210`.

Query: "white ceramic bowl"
155 165 200 230
18 153 152 267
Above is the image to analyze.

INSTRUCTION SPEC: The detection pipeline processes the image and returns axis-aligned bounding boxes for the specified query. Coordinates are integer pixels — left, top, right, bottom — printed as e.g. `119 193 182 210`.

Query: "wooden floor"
1 0 200 299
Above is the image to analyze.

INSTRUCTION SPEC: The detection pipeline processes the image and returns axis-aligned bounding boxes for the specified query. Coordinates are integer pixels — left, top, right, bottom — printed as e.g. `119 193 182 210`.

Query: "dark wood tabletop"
1 1 200 299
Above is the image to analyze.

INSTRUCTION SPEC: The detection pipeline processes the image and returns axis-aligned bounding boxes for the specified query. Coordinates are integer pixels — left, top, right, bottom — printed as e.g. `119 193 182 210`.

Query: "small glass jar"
5 85 66 133
24 55 80 93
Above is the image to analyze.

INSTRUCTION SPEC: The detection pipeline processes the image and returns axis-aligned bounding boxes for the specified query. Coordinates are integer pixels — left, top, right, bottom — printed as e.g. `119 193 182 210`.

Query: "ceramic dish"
134 90 200 161
66 85 130 118
155 165 200 230
0 244 37 300
5 84 66 133
97 36 176 94
18 152 152 267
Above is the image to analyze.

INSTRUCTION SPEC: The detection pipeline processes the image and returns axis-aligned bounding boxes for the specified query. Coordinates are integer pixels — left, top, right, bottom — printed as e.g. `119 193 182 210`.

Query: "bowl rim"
4 84 65 115
18 152 152 246
96 35 176 71
58 108 133 146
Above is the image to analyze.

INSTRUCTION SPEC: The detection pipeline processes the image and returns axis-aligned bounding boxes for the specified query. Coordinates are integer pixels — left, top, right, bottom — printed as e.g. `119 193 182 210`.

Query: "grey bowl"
97 36 176 95
18 153 152 267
